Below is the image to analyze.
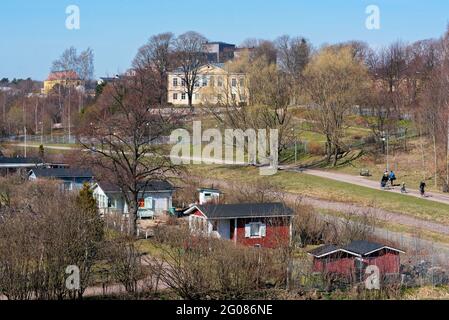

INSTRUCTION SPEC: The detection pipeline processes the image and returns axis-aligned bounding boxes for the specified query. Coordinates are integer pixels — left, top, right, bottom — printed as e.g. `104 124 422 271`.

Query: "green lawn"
188 164 449 225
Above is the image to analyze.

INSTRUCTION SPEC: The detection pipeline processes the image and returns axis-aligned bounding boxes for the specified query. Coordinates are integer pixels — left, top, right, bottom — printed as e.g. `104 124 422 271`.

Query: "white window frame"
245 222 266 239
173 78 178 87
144 197 153 209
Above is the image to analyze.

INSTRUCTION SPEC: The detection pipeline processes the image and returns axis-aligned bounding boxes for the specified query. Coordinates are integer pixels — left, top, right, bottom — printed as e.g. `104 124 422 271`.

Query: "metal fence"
1 135 77 144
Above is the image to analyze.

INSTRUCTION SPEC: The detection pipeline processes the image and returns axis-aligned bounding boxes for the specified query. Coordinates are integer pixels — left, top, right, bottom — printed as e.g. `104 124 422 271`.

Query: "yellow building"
167 63 248 106
43 70 84 95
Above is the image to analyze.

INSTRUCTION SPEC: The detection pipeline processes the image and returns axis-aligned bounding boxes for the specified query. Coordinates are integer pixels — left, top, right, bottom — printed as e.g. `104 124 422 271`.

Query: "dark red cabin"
309 241 404 278
185 203 293 248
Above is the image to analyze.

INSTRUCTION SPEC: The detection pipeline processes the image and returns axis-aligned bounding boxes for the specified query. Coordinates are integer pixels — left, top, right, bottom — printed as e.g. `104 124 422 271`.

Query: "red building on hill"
309 241 404 278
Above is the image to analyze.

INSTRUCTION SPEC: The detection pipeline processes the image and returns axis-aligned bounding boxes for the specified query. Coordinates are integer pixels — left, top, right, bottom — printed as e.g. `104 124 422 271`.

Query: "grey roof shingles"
195 203 293 219
343 240 386 256
308 244 340 258
0 157 41 164
98 180 174 193
31 168 93 179
308 240 404 258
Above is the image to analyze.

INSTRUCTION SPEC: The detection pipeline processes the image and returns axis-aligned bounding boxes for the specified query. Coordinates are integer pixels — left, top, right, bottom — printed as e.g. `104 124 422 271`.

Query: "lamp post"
39 121 43 145
291 128 298 165
24 126 27 158
382 132 389 171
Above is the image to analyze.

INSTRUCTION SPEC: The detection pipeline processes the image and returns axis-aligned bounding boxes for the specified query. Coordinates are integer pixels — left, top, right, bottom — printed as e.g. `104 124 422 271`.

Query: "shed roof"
95 180 174 193
344 240 405 256
186 203 293 219
30 168 93 179
0 157 41 165
308 240 405 258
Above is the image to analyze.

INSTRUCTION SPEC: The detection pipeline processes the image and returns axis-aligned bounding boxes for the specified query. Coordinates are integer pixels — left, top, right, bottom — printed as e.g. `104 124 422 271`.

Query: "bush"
307 142 325 156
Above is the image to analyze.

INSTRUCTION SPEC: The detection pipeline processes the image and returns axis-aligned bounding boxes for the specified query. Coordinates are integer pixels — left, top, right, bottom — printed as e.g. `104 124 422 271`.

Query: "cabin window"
173 78 178 87
231 78 237 87
250 223 261 237
144 197 153 209
63 181 73 191
245 222 267 238
173 93 178 100
212 221 218 231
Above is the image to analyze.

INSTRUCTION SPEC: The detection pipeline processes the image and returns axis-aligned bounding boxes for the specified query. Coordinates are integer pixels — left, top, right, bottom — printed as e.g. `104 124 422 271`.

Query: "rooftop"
188 202 293 219
308 240 405 258
47 70 80 81
0 157 41 165
96 180 174 193
30 168 93 179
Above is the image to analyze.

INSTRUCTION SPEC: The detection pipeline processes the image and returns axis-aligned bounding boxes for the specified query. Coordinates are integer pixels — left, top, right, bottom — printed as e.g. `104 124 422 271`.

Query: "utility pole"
295 140 298 164
24 126 27 158
382 131 390 171
35 99 38 134
40 121 44 145
68 86 71 143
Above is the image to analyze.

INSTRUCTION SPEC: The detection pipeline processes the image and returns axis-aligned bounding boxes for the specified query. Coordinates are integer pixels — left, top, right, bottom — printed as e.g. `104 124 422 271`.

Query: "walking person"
389 171 397 187
401 182 407 194
419 181 426 197
381 173 389 189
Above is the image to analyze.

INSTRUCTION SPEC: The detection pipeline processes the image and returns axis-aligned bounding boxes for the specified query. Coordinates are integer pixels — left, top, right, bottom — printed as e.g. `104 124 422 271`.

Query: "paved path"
286 167 449 206
198 177 449 254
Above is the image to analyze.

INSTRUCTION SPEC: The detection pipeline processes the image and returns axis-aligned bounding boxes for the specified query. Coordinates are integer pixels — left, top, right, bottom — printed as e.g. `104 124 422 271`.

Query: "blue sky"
1 0 448 80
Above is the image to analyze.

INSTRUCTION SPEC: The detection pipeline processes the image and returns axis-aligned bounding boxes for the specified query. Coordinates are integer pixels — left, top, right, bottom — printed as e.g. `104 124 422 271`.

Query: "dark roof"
96 180 174 193
308 245 340 258
0 157 41 164
343 240 388 256
308 240 404 258
30 168 93 179
194 203 293 219
198 188 221 193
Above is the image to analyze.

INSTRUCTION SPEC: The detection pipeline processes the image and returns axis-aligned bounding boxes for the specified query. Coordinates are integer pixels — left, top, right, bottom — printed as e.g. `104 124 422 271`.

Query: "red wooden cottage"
309 240 404 278
184 203 293 248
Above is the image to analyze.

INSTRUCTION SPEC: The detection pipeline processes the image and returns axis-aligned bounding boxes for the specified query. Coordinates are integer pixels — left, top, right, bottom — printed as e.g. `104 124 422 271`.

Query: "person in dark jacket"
381 173 389 189
419 181 426 197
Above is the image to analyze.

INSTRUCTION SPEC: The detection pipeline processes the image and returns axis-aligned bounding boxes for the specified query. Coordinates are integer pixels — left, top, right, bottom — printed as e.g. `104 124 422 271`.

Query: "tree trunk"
188 93 193 107
433 134 438 189
333 146 339 167
420 129 426 180
128 201 139 237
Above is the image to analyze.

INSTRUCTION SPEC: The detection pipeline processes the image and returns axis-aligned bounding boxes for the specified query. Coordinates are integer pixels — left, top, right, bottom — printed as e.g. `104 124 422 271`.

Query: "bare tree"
276 35 311 103
77 67 186 236
133 32 175 105
173 32 208 107
51 47 95 81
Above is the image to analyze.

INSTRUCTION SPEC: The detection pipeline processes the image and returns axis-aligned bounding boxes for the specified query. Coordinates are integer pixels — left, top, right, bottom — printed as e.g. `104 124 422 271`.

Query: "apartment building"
167 63 248 106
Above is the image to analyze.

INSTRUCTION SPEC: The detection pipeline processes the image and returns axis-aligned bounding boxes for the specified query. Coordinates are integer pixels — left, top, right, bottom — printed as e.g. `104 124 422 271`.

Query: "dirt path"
294 168 449 206
199 177 449 235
